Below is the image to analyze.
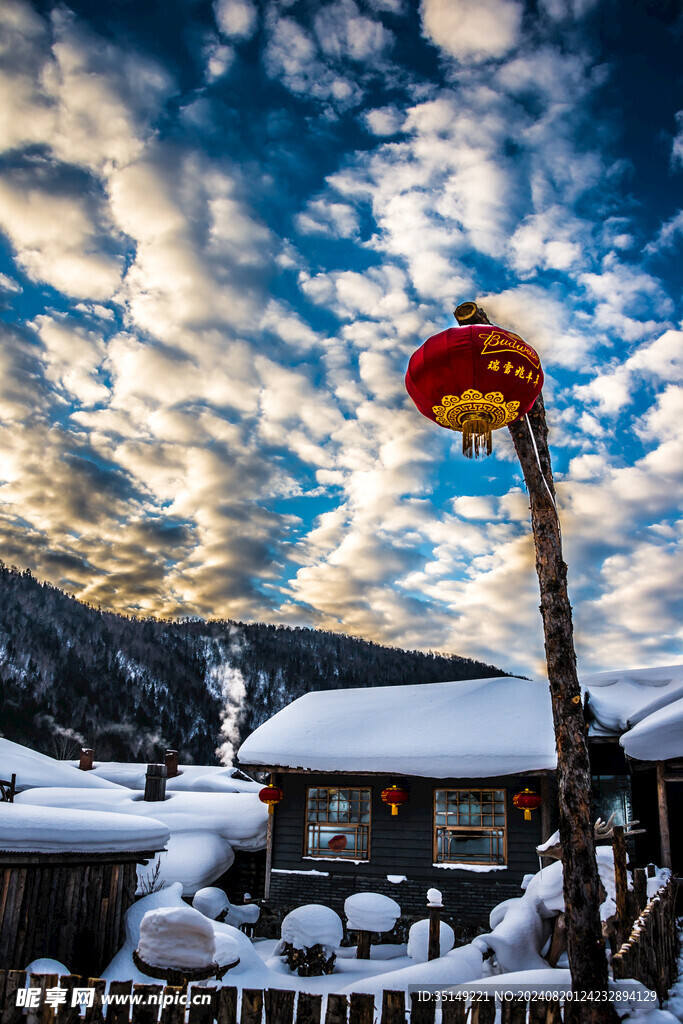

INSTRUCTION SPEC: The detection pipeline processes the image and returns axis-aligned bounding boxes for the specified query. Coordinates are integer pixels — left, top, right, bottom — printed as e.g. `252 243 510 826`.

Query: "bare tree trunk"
508 395 618 1023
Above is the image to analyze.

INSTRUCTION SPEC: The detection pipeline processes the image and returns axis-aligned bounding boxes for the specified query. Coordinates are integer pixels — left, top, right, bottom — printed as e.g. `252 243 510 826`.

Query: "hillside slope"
0 563 508 764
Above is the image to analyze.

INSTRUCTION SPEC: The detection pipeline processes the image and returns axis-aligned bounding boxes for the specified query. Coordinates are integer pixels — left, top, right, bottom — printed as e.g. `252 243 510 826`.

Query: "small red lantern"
259 784 283 814
405 324 543 458
381 784 409 816
513 788 542 821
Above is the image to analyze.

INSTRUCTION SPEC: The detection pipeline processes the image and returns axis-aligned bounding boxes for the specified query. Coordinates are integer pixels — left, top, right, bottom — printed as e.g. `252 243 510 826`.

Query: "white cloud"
214 0 257 40
420 0 523 63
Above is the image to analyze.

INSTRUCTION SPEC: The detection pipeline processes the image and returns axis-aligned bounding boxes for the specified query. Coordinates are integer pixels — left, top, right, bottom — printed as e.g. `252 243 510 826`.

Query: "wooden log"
470 999 496 1024
632 869 647 914
217 987 238 1024
0 970 7 1011
380 990 405 1024
240 989 263 1024
1 971 26 1024
529 999 562 1023
656 764 672 870
612 827 631 948
409 993 435 1024
85 979 107 1024
26 973 52 1024
189 986 218 1024
105 981 132 1024
1 867 20 968
324 994 347 1024
57 974 86 1024
295 993 322 1024
265 989 295 1024
144 765 167 803
131 984 163 1024
9 868 28 969
427 906 440 962
355 931 371 960
158 987 185 1024
547 912 567 968
440 1000 467 1024
348 993 374 1024
501 997 527 1024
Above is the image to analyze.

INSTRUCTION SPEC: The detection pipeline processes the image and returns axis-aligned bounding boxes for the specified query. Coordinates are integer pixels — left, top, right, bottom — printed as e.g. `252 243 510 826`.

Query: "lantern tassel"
462 416 493 459
524 809 531 821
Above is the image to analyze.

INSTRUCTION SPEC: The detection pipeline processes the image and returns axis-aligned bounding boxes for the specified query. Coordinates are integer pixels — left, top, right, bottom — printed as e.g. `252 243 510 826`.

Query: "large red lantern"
381 784 409 816
513 788 542 822
405 324 543 458
259 784 283 814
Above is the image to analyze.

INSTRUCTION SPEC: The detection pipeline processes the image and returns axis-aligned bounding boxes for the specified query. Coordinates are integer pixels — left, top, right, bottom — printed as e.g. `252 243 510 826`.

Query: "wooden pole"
656 762 672 869
427 903 441 962
264 808 274 900
505 392 615 1018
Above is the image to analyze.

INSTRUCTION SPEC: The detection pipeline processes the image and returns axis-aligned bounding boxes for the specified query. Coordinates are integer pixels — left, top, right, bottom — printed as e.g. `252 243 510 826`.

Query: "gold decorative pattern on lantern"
432 390 520 431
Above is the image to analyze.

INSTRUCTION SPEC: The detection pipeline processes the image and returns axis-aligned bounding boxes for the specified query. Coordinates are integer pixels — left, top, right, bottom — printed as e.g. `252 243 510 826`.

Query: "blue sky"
0 0 681 678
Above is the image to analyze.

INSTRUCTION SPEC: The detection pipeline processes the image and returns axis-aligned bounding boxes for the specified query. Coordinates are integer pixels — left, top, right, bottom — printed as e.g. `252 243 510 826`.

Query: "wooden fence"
612 878 678 1002
0 970 635 1024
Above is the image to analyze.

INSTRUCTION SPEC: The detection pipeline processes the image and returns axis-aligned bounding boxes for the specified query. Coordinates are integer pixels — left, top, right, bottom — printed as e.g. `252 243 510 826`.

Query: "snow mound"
238 677 556 778
407 919 455 962
0 738 122 792
0 803 169 854
79 762 261 794
344 893 400 933
137 906 216 969
278 905 343 954
193 887 229 920
24 958 70 976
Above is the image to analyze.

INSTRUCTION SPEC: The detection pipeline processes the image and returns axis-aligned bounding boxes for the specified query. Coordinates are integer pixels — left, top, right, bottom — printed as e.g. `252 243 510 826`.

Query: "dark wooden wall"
268 772 554 937
0 853 139 976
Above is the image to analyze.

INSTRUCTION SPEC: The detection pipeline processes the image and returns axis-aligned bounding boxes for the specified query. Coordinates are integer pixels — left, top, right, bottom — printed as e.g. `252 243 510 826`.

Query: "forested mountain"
0 563 508 765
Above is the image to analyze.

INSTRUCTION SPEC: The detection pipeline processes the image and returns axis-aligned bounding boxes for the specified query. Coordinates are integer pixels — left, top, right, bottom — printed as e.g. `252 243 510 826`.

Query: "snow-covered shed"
238 676 558 932
582 664 683 875
0 804 169 976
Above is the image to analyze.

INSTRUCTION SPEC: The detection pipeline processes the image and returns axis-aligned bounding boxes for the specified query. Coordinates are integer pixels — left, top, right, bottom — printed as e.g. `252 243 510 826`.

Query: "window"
592 775 632 828
434 788 506 865
305 787 371 859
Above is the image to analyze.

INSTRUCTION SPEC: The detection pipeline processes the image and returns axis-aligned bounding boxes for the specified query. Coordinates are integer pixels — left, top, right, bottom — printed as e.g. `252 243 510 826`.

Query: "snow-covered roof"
71 762 260 793
0 738 123 792
582 664 683 737
620 696 683 762
237 677 557 778
0 803 169 854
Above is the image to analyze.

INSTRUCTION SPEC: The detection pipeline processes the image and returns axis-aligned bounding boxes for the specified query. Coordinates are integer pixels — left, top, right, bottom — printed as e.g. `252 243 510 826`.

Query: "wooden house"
238 676 558 936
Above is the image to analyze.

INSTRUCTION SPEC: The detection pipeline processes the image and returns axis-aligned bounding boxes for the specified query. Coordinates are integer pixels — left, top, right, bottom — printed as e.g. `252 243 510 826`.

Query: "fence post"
295 993 322 1024
380 991 405 1024
632 868 647 914
612 826 630 947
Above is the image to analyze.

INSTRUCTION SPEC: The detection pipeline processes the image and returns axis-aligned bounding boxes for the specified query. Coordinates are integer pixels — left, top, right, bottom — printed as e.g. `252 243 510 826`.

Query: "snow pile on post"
137 906 216 969
277 905 343 954
193 887 229 920
0 803 169 854
238 676 556 777
344 893 400 933
407 919 455 962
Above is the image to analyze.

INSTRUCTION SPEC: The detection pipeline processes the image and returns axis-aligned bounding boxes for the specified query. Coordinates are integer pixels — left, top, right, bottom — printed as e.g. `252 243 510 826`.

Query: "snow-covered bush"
344 892 401 934
275 904 343 976
407 919 455 962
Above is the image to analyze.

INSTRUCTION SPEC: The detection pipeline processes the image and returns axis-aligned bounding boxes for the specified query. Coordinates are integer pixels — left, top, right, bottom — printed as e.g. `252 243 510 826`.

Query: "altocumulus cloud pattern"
0 0 681 678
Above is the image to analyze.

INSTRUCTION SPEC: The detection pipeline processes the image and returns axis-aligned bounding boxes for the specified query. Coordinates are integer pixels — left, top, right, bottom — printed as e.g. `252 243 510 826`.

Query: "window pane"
434 788 506 866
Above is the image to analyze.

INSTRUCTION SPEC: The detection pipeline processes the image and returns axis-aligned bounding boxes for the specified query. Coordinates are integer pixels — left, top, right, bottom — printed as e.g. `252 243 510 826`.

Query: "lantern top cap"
454 301 491 326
